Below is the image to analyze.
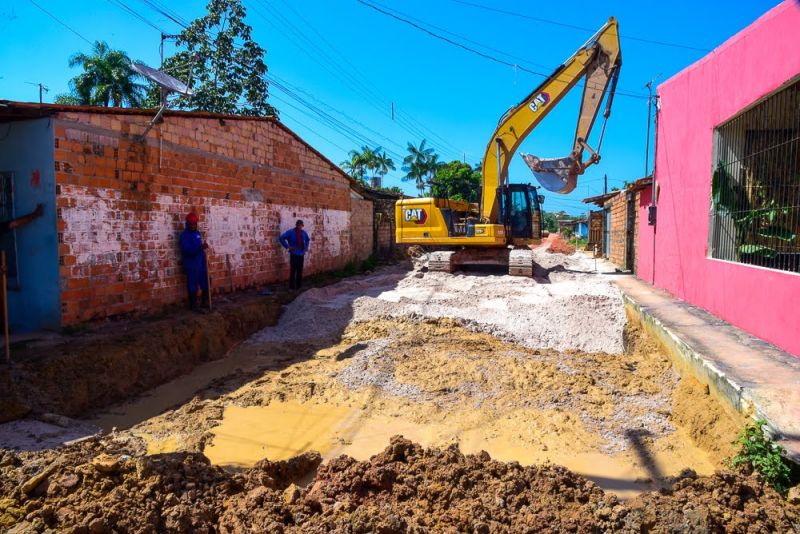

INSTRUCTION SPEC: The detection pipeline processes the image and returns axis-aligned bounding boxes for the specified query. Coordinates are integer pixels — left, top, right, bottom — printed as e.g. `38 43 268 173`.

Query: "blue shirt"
179 224 206 270
279 228 310 256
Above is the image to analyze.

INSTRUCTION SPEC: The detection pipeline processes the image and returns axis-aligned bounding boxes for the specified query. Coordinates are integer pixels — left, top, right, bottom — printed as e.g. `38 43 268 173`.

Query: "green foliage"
712 162 797 261
54 94 84 105
402 140 440 196
542 211 560 233
430 160 481 202
738 244 778 258
360 254 377 272
341 146 394 187
60 41 146 107
561 227 573 238
154 0 276 117
727 419 792 493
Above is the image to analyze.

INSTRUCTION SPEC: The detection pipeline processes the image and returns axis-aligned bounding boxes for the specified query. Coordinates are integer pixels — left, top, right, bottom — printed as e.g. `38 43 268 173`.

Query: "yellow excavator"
396 17 622 276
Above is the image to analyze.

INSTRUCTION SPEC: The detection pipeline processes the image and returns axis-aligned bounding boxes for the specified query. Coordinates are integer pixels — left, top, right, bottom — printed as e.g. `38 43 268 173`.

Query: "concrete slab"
614 275 800 463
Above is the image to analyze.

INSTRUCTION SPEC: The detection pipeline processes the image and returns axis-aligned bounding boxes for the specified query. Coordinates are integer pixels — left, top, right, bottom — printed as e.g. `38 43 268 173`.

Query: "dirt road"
2 247 796 532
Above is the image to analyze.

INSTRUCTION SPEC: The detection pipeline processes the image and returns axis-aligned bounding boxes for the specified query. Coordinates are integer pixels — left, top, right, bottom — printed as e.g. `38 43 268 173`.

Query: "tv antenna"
130 61 192 139
25 81 49 104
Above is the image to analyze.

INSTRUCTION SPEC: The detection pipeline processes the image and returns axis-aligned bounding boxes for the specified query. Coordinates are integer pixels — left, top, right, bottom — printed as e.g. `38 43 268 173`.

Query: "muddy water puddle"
199 399 714 499
124 318 738 499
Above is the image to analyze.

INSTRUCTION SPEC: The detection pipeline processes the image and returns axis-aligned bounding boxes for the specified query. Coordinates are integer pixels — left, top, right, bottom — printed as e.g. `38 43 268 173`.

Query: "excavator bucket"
521 153 579 194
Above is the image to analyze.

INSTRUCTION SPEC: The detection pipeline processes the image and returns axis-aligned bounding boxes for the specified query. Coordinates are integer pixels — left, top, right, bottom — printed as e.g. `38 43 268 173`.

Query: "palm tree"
371 148 395 188
341 150 368 182
403 140 436 196
65 41 146 107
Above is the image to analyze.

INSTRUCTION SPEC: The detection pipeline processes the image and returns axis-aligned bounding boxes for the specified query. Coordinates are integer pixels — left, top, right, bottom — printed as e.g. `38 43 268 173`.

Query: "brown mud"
1 436 797 533
113 318 745 500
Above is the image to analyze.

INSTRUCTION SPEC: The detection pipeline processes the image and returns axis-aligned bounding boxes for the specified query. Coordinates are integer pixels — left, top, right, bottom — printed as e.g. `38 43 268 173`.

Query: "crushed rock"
250 252 625 354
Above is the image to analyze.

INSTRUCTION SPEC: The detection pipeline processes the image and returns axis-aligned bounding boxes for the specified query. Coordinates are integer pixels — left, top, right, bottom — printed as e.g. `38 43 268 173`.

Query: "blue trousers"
186 264 209 295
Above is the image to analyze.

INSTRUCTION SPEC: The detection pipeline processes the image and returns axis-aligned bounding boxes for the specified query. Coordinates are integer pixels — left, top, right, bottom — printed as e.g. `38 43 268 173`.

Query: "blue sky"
0 0 781 214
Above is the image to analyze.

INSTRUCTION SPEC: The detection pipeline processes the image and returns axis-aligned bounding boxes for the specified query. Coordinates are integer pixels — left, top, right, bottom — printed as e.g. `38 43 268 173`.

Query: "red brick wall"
53 111 372 325
606 191 640 270
608 192 627 268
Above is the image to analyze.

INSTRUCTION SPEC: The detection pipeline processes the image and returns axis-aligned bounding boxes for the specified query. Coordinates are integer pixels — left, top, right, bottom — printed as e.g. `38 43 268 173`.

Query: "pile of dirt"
546 234 577 255
1 436 797 533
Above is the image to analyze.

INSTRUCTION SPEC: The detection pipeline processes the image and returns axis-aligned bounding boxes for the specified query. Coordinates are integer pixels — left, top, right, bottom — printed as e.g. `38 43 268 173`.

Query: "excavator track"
426 248 535 277
508 248 535 277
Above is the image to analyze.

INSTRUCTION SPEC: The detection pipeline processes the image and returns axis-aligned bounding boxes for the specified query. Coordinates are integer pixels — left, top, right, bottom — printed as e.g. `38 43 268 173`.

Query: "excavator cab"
498 184 543 243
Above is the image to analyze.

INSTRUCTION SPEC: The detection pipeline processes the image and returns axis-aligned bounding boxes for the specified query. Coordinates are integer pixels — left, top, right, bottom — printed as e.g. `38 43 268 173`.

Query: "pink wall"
638 0 800 357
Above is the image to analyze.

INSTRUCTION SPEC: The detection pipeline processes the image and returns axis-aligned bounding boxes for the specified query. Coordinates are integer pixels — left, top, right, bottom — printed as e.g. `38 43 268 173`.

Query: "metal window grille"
709 78 800 273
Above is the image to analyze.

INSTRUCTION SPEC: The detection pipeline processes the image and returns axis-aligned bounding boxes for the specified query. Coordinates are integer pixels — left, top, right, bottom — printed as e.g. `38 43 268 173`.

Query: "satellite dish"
131 61 193 139
131 62 192 96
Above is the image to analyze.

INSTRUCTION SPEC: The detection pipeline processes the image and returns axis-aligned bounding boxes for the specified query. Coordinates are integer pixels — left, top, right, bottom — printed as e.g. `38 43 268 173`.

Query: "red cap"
186 212 199 224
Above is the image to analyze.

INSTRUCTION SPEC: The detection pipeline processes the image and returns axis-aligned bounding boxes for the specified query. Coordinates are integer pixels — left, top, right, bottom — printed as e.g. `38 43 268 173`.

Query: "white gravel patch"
249 250 626 354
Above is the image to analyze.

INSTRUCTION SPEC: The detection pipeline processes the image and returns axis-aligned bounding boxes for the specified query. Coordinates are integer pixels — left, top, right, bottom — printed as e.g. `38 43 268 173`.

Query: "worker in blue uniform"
279 219 310 290
180 212 209 310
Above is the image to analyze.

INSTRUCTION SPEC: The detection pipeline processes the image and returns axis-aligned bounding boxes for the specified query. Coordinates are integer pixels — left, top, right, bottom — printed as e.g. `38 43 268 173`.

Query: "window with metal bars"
709 78 800 273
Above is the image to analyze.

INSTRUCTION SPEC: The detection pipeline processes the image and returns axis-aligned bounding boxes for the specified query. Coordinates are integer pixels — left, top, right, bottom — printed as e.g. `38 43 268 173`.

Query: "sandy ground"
73 248 739 499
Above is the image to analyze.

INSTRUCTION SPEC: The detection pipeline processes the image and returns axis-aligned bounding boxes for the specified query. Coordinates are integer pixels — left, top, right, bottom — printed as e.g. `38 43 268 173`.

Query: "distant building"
583 177 652 271
558 218 588 239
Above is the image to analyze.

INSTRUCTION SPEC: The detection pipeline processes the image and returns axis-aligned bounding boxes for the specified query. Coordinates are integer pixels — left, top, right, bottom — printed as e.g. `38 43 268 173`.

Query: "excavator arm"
480 17 622 222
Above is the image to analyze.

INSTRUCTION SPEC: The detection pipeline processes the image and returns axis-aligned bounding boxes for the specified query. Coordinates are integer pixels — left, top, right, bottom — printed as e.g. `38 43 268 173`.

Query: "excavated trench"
2 246 796 532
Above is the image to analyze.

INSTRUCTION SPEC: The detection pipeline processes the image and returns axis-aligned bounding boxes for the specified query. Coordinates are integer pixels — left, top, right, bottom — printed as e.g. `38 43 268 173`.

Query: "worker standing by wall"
180 212 209 311
279 220 310 290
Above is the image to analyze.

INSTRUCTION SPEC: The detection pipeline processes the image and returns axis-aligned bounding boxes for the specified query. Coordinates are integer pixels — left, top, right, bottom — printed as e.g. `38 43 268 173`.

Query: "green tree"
340 150 367 182
402 140 439 196
431 160 481 202
371 148 396 188
58 41 145 107
542 211 559 233
155 0 276 116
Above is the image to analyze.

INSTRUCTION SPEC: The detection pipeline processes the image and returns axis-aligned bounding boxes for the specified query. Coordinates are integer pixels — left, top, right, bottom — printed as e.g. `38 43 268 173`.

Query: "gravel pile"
250 251 626 354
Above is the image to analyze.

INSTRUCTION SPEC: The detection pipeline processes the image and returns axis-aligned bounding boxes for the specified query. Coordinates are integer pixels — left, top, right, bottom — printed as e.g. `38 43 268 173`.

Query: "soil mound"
2 437 797 533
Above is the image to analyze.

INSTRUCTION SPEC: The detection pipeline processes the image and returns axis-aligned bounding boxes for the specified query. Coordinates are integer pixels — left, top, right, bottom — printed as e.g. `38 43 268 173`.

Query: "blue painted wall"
0 119 60 332
576 222 588 239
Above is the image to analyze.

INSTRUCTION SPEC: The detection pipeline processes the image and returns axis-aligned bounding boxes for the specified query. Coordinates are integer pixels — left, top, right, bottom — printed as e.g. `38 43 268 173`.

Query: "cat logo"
528 92 551 113
404 208 427 224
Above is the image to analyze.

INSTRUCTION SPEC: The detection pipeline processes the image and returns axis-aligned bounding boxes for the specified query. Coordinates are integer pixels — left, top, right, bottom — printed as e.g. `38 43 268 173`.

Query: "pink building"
638 1 800 357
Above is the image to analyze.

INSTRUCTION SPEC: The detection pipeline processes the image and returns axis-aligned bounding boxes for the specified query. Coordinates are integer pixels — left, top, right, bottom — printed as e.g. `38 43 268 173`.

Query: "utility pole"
160 33 180 67
603 174 607 196
25 82 49 104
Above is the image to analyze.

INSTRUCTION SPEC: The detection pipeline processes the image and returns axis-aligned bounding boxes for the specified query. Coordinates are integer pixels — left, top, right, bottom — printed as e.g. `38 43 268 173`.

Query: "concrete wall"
0 119 60 332
638 1 800 356
53 110 372 325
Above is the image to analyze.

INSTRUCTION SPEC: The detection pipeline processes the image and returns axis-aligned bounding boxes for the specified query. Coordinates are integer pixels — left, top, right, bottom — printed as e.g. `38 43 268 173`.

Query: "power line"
107 0 167 33
273 0 465 158
357 0 648 100
28 0 93 46
446 0 710 52
248 0 463 160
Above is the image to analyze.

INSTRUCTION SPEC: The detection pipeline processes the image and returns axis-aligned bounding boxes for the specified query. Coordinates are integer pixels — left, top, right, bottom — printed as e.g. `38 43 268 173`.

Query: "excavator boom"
480 18 622 221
